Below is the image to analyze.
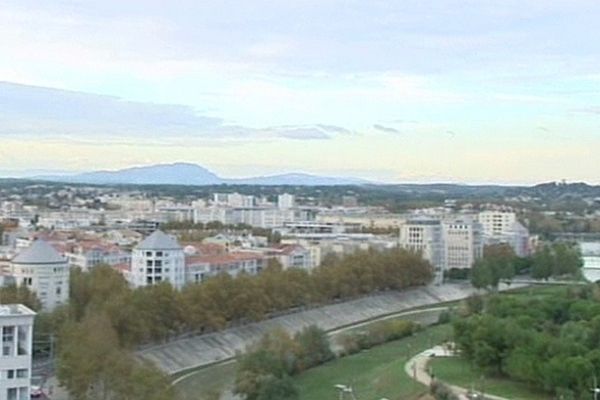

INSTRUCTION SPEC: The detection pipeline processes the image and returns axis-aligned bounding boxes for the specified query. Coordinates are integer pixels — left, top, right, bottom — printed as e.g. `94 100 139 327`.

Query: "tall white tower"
131 231 185 289
0 304 35 400
10 240 70 312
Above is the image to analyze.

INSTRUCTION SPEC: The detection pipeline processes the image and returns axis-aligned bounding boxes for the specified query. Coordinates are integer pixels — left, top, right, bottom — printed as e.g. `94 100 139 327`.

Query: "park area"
429 357 550 400
293 324 452 400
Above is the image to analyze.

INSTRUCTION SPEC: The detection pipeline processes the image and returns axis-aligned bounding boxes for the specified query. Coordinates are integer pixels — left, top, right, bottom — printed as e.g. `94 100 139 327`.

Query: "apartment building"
277 193 295 209
477 211 531 256
65 241 131 272
185 251 266 283
130 230 185 289
0 304 35 400
10 241 70 312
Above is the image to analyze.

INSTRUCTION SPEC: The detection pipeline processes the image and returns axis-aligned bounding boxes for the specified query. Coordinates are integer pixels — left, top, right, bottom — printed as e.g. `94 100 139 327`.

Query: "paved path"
405 346 510 400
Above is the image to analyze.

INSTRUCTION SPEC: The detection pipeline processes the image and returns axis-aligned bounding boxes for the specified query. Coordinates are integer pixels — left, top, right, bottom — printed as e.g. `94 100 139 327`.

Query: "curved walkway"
405 346 509 400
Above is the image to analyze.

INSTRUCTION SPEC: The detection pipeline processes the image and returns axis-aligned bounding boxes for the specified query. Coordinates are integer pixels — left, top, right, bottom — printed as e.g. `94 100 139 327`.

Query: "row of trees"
61 247 433 347
453 286 600 399
470 242 583 290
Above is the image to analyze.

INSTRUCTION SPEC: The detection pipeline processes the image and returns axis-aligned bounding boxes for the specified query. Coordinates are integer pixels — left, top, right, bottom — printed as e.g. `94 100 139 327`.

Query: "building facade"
130 231 185 289
399 219 445 284
0 304 35 400
442 218 484 270
10 241 70 312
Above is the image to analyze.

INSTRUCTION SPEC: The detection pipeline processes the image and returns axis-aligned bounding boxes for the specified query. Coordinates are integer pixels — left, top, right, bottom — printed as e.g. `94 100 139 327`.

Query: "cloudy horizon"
1 1 599 184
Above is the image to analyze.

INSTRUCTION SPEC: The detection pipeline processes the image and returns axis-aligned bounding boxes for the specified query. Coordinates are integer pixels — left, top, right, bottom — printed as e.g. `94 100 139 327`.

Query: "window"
56 287 62 296
16 369 27 378
146 251 152 257
7 388 17 400
7 369 15 378
17 326 28 355
146 260 153 267
155 260 162 267
156 251 163 257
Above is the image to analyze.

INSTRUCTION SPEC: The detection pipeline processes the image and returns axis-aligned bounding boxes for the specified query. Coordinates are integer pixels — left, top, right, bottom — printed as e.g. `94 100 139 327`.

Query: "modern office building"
399 219 445 284
442 218 484 270
0 304 35 400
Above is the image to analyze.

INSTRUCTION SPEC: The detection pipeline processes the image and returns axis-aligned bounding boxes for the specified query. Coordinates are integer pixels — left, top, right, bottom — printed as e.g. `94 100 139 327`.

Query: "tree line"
453 285 600 399
470 242 583 290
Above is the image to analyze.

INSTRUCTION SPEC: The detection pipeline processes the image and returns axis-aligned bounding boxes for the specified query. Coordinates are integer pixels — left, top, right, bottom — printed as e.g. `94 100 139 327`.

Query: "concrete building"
478 211 517 237
477 211 531 257
130 231 185 289
0 304 35 400
442 218 484 270
10 241 70 312
399 219 445 284
277 193 295 209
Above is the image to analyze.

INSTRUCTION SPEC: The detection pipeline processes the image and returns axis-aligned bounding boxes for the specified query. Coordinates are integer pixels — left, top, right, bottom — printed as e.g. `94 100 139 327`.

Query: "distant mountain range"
33 163 372 186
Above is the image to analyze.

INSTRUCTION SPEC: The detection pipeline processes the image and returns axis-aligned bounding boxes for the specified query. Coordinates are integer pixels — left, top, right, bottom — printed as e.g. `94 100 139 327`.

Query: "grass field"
175 361 237 400
430 357 551 400
294 324 452 400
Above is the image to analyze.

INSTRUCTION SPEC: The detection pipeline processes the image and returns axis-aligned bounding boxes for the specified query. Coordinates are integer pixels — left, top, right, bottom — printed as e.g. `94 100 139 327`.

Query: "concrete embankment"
138 283 484 374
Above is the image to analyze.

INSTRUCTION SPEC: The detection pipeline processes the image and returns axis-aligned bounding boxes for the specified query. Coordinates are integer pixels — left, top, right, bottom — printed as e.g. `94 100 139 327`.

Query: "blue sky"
0 0 599 183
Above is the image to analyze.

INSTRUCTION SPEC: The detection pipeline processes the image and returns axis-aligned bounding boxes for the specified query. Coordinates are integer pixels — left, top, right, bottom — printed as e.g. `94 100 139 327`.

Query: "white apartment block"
477 211 531 257
130 231 185 289
277 193 295 209
442 218 484 270
10 241 70 312
399 219 445 284
478 211 517 237
0 304 35 400
193 206 314 229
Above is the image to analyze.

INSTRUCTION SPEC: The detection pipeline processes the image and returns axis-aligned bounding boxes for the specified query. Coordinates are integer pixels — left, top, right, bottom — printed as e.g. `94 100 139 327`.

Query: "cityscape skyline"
1 1 600 184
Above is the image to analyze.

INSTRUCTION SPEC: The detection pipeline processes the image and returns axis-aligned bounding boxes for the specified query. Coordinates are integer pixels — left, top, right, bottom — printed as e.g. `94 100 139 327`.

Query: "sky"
0 0 599 184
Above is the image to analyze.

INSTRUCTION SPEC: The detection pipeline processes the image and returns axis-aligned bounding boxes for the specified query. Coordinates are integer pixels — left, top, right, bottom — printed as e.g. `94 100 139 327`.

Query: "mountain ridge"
33 162 373 186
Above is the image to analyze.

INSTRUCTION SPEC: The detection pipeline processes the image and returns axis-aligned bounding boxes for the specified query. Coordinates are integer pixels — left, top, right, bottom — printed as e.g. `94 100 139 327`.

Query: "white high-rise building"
130 231 185 289
477 211 517 237
0 304 35 400
10 241 70 312
277 193 295 209
477 211 531 257
399 219 445 284
442 218 484 270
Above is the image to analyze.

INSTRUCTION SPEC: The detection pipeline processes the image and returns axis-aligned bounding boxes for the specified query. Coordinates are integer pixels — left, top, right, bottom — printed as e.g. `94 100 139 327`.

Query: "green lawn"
175 361 237 400
430 357 551 400
294 324 452 400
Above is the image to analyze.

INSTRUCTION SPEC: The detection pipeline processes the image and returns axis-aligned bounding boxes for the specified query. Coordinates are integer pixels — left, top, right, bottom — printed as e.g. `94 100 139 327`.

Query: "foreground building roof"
12 240 67 265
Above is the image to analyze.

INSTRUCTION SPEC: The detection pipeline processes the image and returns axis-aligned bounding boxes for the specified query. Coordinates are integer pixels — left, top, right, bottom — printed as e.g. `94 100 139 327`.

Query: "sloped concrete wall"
138 283 478 374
